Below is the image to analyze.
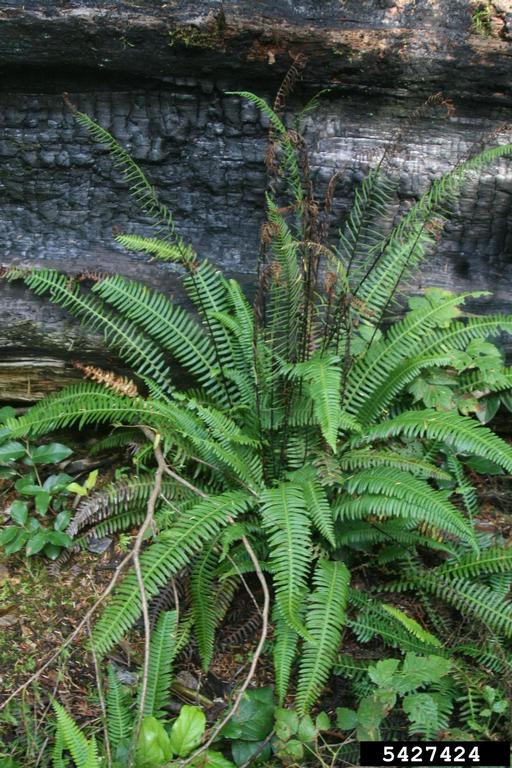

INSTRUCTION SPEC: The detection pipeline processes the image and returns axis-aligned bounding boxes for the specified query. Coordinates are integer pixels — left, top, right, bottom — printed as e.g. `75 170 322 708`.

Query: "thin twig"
129 429 166 764
87 618 112 768
174 534 270 768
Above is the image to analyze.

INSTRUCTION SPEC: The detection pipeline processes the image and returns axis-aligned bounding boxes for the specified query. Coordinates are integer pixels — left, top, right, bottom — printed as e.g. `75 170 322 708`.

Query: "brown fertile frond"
76 271 106 283
74 362 138 398
273 53 308 115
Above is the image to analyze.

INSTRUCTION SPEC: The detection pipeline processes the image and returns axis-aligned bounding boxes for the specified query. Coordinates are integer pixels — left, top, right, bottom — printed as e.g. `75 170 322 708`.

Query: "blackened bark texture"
1 0 512 398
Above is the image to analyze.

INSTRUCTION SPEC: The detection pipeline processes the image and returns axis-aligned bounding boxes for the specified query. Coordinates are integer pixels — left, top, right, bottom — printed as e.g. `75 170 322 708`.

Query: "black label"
360 741 510 767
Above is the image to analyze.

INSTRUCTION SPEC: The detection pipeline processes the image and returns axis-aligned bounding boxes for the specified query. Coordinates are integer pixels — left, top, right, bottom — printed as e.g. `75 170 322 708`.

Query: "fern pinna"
3 82 512 713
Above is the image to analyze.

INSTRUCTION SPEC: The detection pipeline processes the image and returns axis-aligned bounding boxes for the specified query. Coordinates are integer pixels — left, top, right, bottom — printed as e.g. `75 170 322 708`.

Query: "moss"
471 3 494 36
168 22 225 50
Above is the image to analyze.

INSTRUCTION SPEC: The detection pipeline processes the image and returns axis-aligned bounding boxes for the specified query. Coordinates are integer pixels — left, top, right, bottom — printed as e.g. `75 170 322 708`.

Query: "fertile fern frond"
92 491 251 656
354 409 512 474
296 559 350 714
260 482 312 637
17 269 174 395
229 91 303 203
106 664 132 749
273 605 299 705
72 109 194 264
140 610 178 718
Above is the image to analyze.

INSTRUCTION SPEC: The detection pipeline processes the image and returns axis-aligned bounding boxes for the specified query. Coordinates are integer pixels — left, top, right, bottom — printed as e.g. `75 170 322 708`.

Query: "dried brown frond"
260 221 279 246
74 363 139 398
62 92 78 113
270 261 282 284
273 53 308 115
76 271 106 283
265 140 280 175
324 271 338 295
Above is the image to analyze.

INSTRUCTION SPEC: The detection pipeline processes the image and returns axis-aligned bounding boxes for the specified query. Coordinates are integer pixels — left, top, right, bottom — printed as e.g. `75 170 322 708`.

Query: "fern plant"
3 78 512 717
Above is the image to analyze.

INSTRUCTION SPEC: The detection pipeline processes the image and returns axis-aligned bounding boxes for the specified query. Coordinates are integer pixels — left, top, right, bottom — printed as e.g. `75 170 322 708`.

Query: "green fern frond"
52 702 90 768
339 449 450 480
191 543 220 671
115 233 191 264
273 605 299 705
3 384 144 439
381 604 442 647
20 269 174 394
344 291 482 421
260 482 312 637
106 664 132 749
354 409 512 474
393 575 512 637
140 610 178 718
92 491 251 655
435 547 512 579
296 559 350 714
337 467 475 546
92 274 226 402
356 143 512 320
299 475 336 547
73 109 194 262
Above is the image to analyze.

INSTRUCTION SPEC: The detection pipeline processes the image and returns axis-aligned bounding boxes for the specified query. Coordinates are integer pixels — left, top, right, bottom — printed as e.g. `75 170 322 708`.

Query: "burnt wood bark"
1 1 512 399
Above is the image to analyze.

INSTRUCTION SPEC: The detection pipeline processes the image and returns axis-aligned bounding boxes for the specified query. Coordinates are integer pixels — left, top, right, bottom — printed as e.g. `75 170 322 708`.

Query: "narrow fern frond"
296 559 350 714
93 275 226 402
140 610 178 718
436 547 512 579
273 605 299 705
338 467 476 546
73 109 194 263
260 482 312 637
339 449 450 480
52 702 90 768
191 544 220 671
106 664 132 749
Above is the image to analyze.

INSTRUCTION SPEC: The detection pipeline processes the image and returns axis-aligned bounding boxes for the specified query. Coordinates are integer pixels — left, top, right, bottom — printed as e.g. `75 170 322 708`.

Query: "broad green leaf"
368 658 400 689
67 482 88 496
54 510 71 531
0 441 26 464
30 442 73 465
35 491 51 515
5 530 28 554
9 500 28 526
169 705 206 758
136 717 173 766
26 531 50 555
336 707 358 731
221 688 274 742
0 526 20 545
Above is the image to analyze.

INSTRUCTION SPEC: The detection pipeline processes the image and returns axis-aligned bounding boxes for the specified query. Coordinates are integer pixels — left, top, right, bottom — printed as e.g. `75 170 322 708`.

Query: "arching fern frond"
353 409 512 474
273 605 299 705
72 109 194 264
18 269 174 395
92 491 251 656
